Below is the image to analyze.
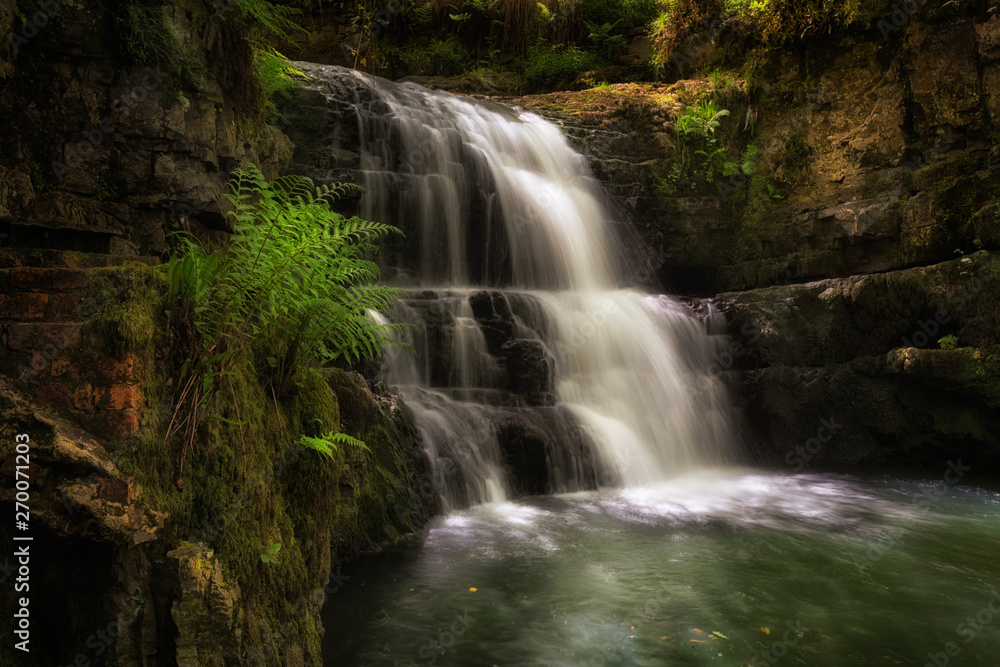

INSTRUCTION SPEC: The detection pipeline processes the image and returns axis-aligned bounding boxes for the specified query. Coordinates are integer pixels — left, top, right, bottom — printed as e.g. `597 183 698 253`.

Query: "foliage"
260 542 281 564
298 430 370 458
400 38 471 75
164 164 409 481
524 44 598 90
675 98 729 138
585 20 627 61
95 174 119 202
939 334 959 350
252 41 306 120
232 0 303 44
649 0 869 78
116 0 206 89
579 0 653 28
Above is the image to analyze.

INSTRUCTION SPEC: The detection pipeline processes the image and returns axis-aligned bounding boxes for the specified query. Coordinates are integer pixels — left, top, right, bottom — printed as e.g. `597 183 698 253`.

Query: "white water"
307 65 739 507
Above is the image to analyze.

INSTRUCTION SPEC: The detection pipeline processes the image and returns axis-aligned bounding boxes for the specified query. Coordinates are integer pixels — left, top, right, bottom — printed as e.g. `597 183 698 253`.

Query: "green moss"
58 252 435 664
86 262 166 359
94 173 119 202
933 169 1000 253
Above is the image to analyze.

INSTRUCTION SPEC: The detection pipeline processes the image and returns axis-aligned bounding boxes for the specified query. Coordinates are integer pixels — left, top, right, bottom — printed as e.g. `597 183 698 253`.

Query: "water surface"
324 470 1000 666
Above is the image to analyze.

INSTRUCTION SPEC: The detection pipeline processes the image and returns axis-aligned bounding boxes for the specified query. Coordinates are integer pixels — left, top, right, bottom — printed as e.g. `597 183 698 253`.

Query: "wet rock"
468 290 516 350
714 252 1000 368
492 406 600 497
501 338 555 405
0 378 164 545
740 348 1000 469
716 254 1000 470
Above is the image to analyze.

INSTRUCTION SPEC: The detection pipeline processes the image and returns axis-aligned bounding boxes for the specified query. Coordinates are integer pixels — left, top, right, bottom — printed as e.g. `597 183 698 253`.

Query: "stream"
295 65 1000 666
324 470 1000 666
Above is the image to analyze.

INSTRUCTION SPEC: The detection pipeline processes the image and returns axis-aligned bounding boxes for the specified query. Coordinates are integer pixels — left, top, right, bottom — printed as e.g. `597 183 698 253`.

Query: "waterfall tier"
288 63 738 509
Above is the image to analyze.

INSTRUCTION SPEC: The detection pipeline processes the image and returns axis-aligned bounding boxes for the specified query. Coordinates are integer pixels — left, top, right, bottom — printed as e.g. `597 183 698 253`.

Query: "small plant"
298 430 371 458
938 334 959 350
675 100 730 140
524 45 598 90
232 0 302 44
252 41 305 120
95 174 119 202
585 20 627 62
129 587 148 615
259 543 281 564
672 100 733 184
165 165 410 484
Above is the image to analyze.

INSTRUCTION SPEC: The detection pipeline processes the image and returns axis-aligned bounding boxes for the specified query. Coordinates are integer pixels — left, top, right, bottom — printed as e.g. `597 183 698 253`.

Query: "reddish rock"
30 353 47 376
33 384 71 412
7 322 82 351
84 354 136 383
49 356 78 379
73 383 95 411
8 267 92 291
46 293 85 320
7 322 81 358
96 384 141 410
0 293 48 319
79 410 140 439
97 476 133 505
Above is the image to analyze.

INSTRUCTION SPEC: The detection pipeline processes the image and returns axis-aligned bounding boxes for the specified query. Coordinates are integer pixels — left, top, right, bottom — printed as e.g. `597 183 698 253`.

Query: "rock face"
0 0 291 258
0 378 168 666
511 5 1000 295
168 543 242 667
713 252 1000 469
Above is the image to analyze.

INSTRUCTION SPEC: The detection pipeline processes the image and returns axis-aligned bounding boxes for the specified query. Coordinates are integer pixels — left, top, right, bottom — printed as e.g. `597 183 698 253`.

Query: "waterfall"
292 64 738 509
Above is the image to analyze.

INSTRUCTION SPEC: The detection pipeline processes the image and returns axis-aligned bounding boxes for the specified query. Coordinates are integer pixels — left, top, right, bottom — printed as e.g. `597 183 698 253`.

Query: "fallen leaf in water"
469 587 478 592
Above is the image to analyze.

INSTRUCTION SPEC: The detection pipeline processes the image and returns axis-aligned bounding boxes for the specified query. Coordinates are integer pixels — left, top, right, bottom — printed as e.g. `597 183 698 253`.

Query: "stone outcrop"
0 377 168 666
168 542 243 667
713 252 1000 469
508 6 1000 295
0 0 292 258
0 252 162 439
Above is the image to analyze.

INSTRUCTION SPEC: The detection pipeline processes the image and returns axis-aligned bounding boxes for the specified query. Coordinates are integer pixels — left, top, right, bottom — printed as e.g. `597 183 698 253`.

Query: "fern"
252 41 306 118
233 0 303 44
298 430 371 458
165 164 409 483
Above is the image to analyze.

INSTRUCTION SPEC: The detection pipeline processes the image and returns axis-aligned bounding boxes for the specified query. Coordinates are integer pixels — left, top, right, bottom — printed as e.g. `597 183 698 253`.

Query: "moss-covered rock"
717 253 1000 471
0 258 438 666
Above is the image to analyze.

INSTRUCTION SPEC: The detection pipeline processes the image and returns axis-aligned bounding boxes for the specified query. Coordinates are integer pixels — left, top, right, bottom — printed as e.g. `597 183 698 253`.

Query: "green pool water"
322 469 1000 666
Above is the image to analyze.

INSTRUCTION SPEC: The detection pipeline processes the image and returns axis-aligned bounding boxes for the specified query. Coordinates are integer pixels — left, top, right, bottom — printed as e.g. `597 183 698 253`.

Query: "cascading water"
293 63 738 508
